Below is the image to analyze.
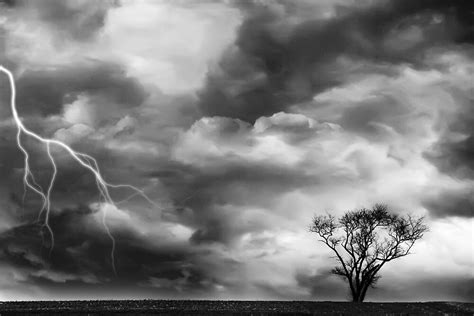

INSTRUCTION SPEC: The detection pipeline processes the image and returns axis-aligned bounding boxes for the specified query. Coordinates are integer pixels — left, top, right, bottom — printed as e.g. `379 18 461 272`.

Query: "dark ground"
0 300 473 315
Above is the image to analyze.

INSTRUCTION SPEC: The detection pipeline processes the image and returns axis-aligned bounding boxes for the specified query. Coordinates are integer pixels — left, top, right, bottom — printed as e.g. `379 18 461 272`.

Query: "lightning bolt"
0 65 158 275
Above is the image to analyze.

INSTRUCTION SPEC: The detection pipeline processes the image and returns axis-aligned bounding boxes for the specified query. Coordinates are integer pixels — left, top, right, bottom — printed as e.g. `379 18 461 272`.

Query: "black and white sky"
0 0 473 301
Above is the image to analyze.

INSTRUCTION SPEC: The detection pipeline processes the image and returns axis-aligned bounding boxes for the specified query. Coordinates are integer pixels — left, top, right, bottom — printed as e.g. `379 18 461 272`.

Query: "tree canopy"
310 204 428 302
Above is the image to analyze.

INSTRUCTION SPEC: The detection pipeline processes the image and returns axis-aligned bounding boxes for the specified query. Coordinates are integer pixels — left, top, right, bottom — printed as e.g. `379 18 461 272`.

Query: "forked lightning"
0 65 157 275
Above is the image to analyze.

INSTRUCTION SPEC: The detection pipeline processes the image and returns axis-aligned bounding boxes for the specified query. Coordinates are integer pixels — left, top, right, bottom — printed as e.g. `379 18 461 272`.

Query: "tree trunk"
351 293 364 302
351 279 371 302
351 288 365 302
359 283 370 302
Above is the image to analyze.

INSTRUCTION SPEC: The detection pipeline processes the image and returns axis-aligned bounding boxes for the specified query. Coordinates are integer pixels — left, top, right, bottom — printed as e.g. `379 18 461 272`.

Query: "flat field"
0 300 473 315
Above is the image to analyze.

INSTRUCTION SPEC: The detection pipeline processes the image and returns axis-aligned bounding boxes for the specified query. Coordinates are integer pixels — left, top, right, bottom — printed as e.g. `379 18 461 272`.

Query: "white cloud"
173 113 346 168
53 123 94 144
3 0 241 95
62 94 96 126
90 202 193 243
101 0 242 94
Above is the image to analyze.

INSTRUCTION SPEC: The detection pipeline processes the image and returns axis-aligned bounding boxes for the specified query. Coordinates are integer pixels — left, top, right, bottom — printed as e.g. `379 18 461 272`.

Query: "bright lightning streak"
0 65 157 275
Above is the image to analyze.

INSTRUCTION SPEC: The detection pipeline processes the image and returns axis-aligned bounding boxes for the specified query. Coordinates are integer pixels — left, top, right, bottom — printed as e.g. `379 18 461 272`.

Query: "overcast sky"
0 0 472 301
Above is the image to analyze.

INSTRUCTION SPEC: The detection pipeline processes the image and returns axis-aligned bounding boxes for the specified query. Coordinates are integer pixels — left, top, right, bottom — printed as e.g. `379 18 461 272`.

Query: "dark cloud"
16 61 147 118
427 135 474 179
0 126 24 178
425 87 474 179
0 0 15 7
0 203 235 296
423 188 474 218
151 159 320 245
14 0 114 41
296 269 348 301
198 0 473 122
339 94 412 137
0 120 131 224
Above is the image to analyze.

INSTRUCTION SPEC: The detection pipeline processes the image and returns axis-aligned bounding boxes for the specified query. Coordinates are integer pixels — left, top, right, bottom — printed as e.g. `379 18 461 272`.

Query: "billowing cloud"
101 0 242 94
198 0 473 122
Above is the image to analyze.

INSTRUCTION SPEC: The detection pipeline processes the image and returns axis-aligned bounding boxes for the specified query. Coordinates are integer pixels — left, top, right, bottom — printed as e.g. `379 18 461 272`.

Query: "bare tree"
309 204 428 302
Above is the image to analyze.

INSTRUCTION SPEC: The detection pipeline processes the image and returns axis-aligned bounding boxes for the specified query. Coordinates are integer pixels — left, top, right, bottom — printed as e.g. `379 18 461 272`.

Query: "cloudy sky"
0 0 472 301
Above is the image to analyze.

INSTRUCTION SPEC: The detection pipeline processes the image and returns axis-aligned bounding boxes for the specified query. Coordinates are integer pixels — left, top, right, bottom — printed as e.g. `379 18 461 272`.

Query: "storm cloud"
0 0 472 302
198 0 473 122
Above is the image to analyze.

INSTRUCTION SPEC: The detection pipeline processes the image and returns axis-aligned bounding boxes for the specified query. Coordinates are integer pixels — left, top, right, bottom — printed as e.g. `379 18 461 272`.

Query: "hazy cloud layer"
0 0 472 301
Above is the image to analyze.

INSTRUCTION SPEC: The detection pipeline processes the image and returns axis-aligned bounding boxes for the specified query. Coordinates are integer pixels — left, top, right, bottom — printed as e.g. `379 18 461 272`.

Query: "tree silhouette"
309 204 428 302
